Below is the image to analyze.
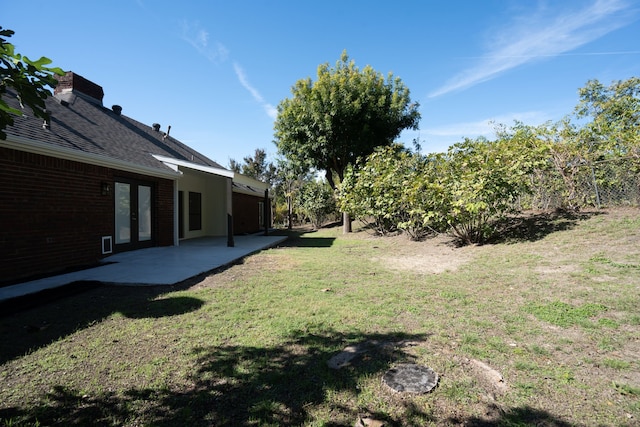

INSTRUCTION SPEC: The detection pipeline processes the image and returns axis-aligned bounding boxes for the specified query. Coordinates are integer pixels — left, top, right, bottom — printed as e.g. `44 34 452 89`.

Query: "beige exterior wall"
177 168 228 239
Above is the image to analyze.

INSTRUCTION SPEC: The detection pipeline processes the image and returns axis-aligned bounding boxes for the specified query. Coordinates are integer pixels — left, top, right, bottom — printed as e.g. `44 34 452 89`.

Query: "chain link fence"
522 157 640 210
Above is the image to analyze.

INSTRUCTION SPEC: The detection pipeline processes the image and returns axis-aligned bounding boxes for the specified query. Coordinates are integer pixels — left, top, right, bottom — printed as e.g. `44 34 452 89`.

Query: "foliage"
270 157 315 228
440 129 549 244
0 27 64 139
529 120 588 210
519 77 640 210
297 179 337 229
273 50 420 191
576 77 640 162
339 145 406 235
339 145 447 239
340 124 549 244
228 148 277 185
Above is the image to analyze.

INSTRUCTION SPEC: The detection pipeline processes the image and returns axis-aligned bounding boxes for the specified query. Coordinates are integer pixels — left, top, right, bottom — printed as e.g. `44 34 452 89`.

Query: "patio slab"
0 234 287 302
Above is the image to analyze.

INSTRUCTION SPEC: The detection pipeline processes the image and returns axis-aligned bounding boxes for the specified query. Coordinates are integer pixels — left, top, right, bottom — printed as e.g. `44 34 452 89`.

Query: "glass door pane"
138 185 151 241
115 182 131 244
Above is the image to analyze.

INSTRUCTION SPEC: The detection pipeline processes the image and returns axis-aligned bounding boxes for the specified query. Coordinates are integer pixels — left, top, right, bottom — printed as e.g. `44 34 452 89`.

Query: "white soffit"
152 154 234 179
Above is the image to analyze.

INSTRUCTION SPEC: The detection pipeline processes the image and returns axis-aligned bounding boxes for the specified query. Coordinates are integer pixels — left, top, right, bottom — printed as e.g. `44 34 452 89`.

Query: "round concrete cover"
382 364 438 393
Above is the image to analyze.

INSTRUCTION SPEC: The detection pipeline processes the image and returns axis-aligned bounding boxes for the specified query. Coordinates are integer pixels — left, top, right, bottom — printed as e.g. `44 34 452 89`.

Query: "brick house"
1 72 271 285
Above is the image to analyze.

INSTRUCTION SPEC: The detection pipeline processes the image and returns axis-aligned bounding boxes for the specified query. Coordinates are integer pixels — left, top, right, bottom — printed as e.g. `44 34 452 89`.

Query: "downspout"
173 179 179 246
227 177 234 247
264 188 269 236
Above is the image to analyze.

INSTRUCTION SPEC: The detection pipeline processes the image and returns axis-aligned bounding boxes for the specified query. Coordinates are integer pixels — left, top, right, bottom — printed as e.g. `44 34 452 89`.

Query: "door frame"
114 177 156 252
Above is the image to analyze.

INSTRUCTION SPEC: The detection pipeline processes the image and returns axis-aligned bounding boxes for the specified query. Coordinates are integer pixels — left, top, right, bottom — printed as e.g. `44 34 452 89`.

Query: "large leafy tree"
274 51 420 231
575 77 640 161
0 27 64 139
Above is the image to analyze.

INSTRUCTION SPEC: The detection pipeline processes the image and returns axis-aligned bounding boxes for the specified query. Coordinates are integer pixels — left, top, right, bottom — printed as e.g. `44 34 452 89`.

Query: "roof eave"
2 134 182 180
152 154 234 179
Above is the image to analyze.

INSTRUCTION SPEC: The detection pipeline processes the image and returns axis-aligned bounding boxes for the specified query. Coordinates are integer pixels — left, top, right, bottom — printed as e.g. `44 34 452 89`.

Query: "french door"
114 179 154 251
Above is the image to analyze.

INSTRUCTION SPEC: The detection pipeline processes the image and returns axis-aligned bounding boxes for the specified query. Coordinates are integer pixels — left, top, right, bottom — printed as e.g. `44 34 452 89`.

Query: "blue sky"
5 0 640 167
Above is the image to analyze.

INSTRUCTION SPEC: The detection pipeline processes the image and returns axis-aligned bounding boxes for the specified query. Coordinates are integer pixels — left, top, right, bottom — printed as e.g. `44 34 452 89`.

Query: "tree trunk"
342 211 352 234
287 195 293 230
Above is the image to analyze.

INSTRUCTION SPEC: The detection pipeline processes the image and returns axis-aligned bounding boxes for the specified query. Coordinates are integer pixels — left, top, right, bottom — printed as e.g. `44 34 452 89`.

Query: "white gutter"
152 154 234 178
2 134 182 180
233 173 269 191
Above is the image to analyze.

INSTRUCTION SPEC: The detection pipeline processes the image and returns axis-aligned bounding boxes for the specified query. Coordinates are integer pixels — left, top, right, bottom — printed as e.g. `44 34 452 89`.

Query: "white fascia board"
152 154 234 178
3 134 182 180
233 173 269 191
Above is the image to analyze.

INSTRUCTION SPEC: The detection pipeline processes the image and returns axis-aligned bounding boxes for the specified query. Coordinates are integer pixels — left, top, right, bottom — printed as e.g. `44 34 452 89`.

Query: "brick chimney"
54 72 104 105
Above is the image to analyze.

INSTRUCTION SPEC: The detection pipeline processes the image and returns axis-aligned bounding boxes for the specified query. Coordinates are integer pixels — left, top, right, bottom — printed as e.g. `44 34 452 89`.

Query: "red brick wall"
155 175 174 246
232 192 269 235
0 146 174 285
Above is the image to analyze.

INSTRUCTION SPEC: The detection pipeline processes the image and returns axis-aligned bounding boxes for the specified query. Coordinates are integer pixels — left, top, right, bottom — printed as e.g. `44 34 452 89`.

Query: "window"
189 191 202 231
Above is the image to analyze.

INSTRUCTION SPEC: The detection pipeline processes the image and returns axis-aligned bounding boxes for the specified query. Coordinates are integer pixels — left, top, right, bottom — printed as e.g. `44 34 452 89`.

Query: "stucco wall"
177 168 228 239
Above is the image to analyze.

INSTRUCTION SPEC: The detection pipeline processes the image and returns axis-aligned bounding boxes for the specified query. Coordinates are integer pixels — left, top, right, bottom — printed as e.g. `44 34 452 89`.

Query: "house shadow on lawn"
0 282 204 364
273 226 336 248
0 327 577 426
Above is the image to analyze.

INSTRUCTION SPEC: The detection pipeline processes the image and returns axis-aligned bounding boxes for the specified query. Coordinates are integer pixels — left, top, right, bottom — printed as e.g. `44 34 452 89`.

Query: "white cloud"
180 20 229 63
426 111 551 136
429 0 636 98
416 111 553 153
233 62 278 119
179 20 275 120
196 29 209 48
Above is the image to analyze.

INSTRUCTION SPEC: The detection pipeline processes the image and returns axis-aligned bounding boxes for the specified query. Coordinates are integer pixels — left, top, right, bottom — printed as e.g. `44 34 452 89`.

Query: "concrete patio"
0 233 288 302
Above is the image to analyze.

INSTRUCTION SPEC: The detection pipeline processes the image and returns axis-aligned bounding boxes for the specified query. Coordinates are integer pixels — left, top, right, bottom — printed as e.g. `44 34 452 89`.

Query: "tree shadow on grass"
0 326 579 426
447 405 575 426
487 210 603 244
1 329 430 426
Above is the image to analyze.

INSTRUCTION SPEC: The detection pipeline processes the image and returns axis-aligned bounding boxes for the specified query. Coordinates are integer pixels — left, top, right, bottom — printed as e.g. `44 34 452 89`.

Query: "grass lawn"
1 209 639 426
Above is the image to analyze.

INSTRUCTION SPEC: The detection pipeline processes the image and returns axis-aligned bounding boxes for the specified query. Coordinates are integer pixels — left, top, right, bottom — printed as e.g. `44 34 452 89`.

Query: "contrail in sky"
429 0 637 98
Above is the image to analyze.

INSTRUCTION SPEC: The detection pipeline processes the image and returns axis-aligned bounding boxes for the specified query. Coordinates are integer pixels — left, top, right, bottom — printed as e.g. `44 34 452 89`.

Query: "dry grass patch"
372 233 476 274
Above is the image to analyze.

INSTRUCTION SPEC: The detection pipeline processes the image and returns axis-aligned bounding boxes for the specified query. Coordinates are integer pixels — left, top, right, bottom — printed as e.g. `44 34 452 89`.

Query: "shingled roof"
3 72 226 174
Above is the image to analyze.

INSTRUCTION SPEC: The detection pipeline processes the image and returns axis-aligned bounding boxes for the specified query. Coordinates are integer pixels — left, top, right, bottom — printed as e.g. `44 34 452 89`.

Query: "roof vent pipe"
42 109 50 129
152 123 161 132
163 125 171 140
112 105 122 115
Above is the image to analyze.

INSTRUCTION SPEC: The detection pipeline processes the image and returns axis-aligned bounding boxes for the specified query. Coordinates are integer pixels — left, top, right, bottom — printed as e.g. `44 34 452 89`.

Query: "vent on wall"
102 236 113 254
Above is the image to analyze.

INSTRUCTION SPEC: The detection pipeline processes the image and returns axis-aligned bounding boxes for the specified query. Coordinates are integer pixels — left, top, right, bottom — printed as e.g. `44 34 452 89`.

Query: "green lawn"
1 209 639 426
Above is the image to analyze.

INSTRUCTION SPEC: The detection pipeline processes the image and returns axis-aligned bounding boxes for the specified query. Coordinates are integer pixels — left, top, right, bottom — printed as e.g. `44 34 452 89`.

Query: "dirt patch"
372 234 476 274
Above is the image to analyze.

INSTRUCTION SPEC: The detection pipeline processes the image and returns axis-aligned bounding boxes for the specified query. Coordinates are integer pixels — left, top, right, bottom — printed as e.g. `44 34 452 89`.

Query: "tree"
441 126 549 244
274 51 420 232
271 157 313 229
0 27 64 139
228 158 242 174
575 77 640 162
228 148 277 185
298 180 337 229
339 144 445 239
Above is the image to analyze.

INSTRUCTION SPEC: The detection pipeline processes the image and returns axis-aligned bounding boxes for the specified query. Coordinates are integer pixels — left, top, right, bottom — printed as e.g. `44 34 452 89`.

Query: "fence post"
590 163 601 209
